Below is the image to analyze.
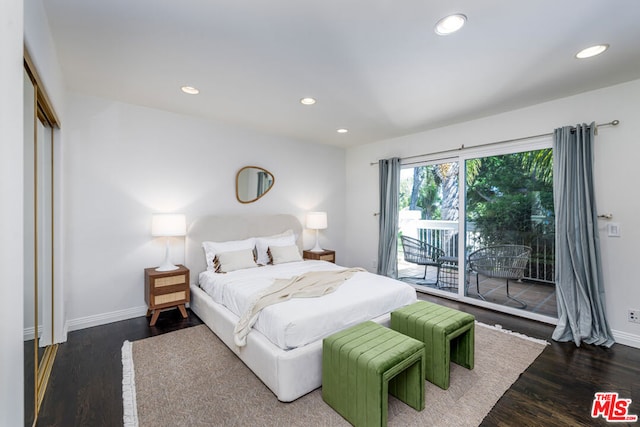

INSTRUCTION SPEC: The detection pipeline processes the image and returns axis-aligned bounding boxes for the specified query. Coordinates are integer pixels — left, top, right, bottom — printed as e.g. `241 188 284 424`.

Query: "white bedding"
199 260 417 350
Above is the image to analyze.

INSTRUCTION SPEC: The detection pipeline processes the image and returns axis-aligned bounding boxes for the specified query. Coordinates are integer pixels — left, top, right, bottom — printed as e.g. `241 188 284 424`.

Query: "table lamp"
306 211 327 252
151 213 186 271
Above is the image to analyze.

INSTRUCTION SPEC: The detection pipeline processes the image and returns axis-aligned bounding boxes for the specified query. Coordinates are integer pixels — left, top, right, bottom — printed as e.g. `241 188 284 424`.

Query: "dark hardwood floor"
35 309 203 427
417 293 640 427
36 297 639 426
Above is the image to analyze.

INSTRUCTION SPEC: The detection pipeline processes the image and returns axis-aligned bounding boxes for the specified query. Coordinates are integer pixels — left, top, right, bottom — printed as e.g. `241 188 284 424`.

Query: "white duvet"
199 260 417 350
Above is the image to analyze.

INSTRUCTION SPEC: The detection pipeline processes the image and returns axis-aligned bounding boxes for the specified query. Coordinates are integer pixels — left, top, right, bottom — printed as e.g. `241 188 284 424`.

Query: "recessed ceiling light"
435 14 467 35
300 97 317 105
575 44 609 59
181 86 199 95
337 128 349 134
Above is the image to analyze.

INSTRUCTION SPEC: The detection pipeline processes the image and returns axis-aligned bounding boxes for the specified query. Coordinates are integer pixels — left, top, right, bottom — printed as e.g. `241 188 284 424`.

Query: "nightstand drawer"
303 249 336 263
154 291 186 305
155 274 187 288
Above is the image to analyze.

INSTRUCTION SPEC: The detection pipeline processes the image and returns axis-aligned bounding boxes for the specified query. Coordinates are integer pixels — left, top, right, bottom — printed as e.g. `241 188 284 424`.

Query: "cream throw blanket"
233 268 365 347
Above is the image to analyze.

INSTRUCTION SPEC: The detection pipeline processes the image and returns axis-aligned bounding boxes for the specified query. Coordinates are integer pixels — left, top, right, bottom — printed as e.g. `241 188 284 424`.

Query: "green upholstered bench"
390 301 474 390
322 321 425 427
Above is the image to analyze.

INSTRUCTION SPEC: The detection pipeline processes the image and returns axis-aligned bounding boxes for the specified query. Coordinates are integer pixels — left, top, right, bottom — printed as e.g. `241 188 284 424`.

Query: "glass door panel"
398 161 459 295
464 150 557 317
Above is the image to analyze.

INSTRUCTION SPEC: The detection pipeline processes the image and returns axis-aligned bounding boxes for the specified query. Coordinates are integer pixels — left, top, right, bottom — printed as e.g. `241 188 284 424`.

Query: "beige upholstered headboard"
185 214 303 284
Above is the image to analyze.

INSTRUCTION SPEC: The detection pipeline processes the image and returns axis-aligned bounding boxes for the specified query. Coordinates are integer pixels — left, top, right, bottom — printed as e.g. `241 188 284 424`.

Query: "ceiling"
42 0 640 147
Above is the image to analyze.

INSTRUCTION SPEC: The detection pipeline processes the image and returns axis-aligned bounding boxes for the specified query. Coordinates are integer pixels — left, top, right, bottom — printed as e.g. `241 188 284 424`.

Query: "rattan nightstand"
303 249 335 263
144 265 190 326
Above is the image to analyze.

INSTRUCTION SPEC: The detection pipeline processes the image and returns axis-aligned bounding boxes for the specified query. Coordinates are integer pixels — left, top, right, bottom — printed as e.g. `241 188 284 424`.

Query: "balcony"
398 219 557 317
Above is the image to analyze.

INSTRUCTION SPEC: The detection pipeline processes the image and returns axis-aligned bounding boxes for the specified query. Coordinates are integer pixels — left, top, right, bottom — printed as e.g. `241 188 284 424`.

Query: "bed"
186 214 417 402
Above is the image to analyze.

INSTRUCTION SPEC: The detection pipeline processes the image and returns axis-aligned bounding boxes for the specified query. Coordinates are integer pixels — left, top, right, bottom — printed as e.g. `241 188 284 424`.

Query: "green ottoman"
391 301 474 390
322 321 425 427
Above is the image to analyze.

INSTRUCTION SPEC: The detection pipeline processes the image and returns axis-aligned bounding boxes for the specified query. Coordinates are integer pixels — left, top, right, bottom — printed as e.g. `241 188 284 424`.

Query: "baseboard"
24 325 68 344
612 329 640 349
23 326 40 341
65 305 148 333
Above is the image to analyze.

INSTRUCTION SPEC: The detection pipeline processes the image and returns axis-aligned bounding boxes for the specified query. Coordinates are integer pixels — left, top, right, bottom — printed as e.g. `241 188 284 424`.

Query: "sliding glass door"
397 142 557 322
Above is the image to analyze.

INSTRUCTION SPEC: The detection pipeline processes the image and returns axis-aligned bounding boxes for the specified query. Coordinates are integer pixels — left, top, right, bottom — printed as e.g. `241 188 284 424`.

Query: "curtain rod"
370 119 620 166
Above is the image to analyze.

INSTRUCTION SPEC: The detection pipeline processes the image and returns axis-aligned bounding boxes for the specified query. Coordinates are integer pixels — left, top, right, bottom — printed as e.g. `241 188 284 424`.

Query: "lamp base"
155 263 179 272
309 229 324 252
156 237 179 271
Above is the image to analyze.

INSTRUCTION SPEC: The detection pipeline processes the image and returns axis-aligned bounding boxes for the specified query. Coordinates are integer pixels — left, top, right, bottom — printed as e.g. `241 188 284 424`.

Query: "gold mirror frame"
236 166 275 204
24 47 60 426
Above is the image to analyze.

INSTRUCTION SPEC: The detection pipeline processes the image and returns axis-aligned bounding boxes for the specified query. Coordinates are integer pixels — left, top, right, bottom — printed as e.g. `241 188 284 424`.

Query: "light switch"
607 223 621 237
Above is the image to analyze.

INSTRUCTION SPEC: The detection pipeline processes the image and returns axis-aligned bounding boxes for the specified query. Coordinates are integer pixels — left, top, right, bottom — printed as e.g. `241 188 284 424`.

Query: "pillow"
202 238 256 271
213 249 259 273
255 230 296 265
268 244 303 265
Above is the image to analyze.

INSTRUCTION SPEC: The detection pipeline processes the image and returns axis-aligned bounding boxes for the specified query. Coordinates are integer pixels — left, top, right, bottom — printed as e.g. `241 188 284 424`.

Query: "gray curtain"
377 158 401 277
552 122 614 347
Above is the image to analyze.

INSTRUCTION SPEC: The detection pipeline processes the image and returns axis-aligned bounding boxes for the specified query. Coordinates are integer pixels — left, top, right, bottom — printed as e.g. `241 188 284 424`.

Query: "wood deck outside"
398 262 558 318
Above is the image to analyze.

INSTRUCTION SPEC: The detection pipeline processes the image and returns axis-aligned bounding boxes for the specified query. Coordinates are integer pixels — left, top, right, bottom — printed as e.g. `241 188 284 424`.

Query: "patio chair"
467 245 531 308
400 236 445 286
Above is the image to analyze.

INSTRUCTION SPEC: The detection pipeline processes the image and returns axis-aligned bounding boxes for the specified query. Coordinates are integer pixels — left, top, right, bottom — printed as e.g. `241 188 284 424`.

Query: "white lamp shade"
306 211 327 230
151 214 186 237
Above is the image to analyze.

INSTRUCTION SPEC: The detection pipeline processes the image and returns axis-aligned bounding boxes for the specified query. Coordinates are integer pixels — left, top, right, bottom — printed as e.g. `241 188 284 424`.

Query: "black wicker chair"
400 236 445 286
467 245 531 308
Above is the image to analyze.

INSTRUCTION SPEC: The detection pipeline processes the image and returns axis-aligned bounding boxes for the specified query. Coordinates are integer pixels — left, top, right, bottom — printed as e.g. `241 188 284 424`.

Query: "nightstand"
144 265 190 326
303 249 336 263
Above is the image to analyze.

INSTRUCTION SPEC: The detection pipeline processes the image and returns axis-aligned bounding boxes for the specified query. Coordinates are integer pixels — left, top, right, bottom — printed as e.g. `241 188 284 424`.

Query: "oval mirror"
236 166 275 203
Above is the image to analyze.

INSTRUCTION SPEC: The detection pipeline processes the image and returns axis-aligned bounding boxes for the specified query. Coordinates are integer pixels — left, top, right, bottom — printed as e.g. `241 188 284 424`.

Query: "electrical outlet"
629 309 640 324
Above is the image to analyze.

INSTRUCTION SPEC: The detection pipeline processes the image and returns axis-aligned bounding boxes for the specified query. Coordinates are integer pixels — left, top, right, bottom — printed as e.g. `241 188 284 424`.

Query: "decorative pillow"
268 244 303 265
202 238 256 271
255 230 296 265
213 249 258 273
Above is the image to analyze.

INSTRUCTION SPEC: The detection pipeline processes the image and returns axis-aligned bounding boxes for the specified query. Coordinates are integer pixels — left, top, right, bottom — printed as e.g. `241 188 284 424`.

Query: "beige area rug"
122 323 547 427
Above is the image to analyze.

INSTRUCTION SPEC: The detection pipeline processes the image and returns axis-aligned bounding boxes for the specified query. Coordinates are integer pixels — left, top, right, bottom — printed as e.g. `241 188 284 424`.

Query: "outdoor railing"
401 220 555 284
416 220 458 257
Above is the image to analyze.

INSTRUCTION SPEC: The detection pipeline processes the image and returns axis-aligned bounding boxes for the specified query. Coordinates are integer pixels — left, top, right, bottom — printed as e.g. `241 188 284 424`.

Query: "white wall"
345 79 640 348
0 0 24 425
62 93 346 329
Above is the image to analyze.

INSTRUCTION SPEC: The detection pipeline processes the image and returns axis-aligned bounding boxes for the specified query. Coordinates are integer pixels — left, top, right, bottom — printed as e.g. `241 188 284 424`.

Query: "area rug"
122 323 547 427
